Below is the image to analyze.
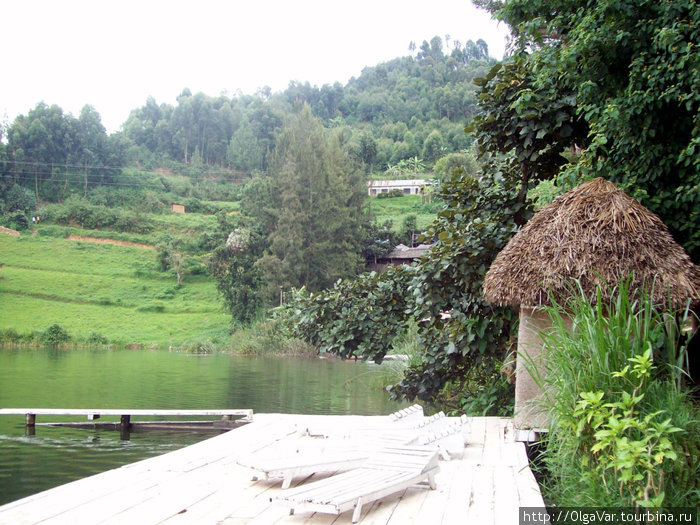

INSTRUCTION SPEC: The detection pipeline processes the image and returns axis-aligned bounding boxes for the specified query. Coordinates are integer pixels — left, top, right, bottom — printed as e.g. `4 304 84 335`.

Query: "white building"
367 179 426 196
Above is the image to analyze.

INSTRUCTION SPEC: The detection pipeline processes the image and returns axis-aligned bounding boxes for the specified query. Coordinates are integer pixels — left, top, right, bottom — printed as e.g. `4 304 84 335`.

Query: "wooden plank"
97 423 297 524
514 443 546 507
160 467 269 524
0 414 547 525
0 408 253 417
439 455 476 525
493 466 521 525
465 465 494 525
355 487 407 525
380 483 432 524
0 419 291 525
408 460 458 524
481 417 505 466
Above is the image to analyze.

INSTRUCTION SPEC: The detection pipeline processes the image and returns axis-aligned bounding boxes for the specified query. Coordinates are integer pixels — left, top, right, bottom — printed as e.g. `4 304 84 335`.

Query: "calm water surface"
0 348 404 505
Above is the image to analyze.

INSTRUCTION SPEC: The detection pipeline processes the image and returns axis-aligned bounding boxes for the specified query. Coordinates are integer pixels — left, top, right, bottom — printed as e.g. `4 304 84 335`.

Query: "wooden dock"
0 408 254 426
0 414 545 524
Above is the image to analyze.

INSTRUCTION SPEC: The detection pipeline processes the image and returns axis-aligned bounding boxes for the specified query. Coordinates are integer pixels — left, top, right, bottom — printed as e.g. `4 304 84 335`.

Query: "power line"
3 159 124 172
1 161 250 189
2 174 247 190
1 158 249 179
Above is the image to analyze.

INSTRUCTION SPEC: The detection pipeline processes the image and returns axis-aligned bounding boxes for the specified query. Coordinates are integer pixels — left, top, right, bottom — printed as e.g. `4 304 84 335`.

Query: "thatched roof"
483 178 700 308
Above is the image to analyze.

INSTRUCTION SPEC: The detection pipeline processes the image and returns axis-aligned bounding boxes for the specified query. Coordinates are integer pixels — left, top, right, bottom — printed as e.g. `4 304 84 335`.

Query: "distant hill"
121 35 495 174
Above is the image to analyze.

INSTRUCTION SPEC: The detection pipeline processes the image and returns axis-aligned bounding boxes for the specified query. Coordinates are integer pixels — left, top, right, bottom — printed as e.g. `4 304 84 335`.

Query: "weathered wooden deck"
0 414 544 524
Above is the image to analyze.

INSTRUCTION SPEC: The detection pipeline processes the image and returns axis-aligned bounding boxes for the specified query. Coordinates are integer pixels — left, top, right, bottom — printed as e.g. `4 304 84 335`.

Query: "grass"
201 200 240 212
226 316 316 357
531 279 700 508
0 179 438 350
147 210 219 232
366 194 439 233
0 234 229 348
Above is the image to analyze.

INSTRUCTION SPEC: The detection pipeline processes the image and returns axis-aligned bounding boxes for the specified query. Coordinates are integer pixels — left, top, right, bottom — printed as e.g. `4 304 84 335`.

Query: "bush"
1 211 30 230
4 184 36 213
435 359 514 417
376 189 404 199
86 332 109 345
0 328 21 344
37 202 72 225
137 301 165 313
228 316 316 357
289 265 415 362
41 324 71 346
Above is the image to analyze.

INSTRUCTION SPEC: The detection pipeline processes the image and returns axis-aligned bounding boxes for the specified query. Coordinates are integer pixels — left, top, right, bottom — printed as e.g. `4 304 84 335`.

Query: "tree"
468 54 586 225
7 103 78 200
168 250 186 287
76 105 110 190
4 184 36 213
475 0 700 260
421 130 444 163
433 150 478 181
226 118 263 174
256 105 366 299
208 220 266 324
389 168 522 404
388 0 700 408
387 25 584 408
355 131 377 173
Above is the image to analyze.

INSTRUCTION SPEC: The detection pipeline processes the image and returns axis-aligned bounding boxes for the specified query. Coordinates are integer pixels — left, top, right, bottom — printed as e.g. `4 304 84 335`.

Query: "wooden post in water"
25 413 36 427
120 415 131 440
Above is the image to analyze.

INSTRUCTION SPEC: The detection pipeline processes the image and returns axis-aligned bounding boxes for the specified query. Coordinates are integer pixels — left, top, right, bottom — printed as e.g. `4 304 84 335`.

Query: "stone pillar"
513 306 552 430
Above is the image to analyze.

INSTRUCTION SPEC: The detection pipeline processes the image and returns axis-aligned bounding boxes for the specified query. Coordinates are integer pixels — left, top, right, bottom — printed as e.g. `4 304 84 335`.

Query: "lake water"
0 348 405 505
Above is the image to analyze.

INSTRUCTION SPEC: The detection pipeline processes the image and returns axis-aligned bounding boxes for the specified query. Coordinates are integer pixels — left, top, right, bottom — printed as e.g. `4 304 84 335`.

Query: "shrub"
1 211 30 230
4 184 36 213
41 324 71 346
228 316 316 357
376 189 404 199
86 332 109 345
37 203 72 225
436 358 515 417
289 265 415 362
0 328 21 344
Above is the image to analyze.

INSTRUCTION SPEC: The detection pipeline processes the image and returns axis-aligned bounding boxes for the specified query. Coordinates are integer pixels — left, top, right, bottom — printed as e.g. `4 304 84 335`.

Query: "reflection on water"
0 348 404 505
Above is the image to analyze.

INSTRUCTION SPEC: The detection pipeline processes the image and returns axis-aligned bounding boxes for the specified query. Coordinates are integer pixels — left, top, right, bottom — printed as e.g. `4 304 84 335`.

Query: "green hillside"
0 232 229 348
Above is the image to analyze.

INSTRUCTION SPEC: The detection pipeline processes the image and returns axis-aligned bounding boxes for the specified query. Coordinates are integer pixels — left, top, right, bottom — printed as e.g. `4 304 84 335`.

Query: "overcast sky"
2 0 511 134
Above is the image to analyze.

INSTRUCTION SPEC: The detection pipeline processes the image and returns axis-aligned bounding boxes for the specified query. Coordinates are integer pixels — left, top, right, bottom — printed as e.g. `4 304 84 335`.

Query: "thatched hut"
483 177 700 429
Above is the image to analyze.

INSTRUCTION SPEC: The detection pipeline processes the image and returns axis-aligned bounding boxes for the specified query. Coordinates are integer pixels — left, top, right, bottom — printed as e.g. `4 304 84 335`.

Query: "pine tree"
257 105 366 299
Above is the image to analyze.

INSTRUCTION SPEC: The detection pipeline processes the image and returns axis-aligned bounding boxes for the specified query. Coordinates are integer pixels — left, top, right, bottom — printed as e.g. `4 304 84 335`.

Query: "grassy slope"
0 186 435 349
0 233 229 348
366 194 438 233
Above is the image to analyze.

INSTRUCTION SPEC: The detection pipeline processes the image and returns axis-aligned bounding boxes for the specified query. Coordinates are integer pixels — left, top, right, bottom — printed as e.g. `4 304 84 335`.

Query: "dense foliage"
2 104 128 202
209 106 371 322
256 106 367 298
388 168 521 404
476 0 700 261
120 37 495 174
284 0 699 417
208 222 267 325
290 265 415 362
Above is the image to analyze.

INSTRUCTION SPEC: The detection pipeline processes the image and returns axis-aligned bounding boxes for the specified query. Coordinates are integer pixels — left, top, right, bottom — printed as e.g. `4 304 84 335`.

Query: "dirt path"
66 235 156 250
0 226 20 237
